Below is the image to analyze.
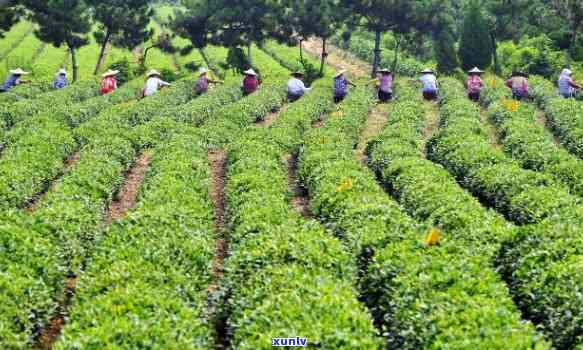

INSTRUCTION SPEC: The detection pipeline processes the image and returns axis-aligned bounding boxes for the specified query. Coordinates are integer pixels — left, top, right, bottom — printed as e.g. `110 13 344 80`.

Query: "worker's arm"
348 80 357 87
570 80 582 89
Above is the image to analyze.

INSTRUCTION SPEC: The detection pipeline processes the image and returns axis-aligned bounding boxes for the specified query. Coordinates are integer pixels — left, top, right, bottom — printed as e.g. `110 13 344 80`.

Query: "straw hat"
561 69 572 76
421 68 434 74
292 71 305 77
57 69 67 76
378 68 391 74
10 68 29 75
147 69 161 77
244 68 257 76
468 67 484 74
102 69 119 77
199 67 208 75
335 70 347 78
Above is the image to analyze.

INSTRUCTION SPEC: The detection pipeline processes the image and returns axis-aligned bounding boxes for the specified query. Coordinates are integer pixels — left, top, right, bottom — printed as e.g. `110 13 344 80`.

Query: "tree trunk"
94 29 111 75
199 47 211 69
247 43 253 67
70 47 78 83
299 38 304 62
491 32 500 74
372 30 382 78
391 35 402 75
319 38 327 77
571 25 579 57
141 45 154 67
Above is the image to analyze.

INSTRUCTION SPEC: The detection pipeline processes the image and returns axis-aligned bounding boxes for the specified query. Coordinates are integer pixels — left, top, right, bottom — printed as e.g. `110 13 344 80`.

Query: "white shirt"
419 74 438 92
144 77 170 97
287 78 311 95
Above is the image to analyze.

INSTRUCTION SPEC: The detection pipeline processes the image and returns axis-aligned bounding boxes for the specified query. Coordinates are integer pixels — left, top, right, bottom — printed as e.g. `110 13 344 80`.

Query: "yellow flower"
319 136 327 145
424 227 441 247
336 178 354 193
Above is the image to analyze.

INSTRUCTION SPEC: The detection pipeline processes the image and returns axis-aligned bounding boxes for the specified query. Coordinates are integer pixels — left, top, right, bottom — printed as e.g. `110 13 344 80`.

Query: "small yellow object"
491 79 497 88
424 227 441 246
336 179 354 193
332 111 344 118
502 99 519 113
319 136 327 145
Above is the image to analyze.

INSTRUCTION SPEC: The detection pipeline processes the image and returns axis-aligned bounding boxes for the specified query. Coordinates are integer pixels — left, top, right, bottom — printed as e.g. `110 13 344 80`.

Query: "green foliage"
435 29 459 74
458 0 493 70
497 35 568 78
364 79 548 349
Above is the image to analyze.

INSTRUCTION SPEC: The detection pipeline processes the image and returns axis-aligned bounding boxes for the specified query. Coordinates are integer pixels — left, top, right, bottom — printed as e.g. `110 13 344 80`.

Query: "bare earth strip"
255 105 288 128
422 102 441 158
303 38 369 78
480 108 502 149
536 111 562 147
284 153 313 218
104 151 152 224
25 151 82 213
354 103 391 163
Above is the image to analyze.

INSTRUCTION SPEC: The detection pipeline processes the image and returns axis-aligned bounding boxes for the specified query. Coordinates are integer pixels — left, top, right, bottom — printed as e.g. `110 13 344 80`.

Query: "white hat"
102 69 119 77
10 68 29 75
199 67 208 75
421 68 434 74
562 69 572 76
147 69 161 77
57 69 67 76
378 68 391 73
469 67 484 74
335 70 347 78
244 68 257 76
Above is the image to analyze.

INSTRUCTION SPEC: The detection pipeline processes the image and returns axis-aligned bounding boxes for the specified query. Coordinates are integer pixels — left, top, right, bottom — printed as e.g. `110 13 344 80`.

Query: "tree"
172 0 286 66
22 0 91 82
285 0 341 76
0 0 21 37
458 0 493 71
140 32 178 68
484 0 530 73
87 0 154 75
435 30 459 74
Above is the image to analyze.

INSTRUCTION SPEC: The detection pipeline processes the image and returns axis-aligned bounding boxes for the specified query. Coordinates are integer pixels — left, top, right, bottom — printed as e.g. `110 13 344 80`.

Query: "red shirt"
100 77 117 95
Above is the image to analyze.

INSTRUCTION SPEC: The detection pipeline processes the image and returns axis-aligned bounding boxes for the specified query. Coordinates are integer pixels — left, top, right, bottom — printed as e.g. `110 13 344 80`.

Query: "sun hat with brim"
147 69 161 77
378 68 391 74
561 69 573 76
292 71 305 76
468 67 484 74
10 68 29 75
102 69 119 78
335 70 347 78
421 68 434 74
199 67 208 75
57 69 67 76
244 69 257 76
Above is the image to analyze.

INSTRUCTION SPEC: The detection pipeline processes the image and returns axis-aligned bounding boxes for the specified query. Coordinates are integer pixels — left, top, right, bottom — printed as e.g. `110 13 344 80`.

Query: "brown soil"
536 111 562 147
255 106 287 128
422 103 441 157
207 149 228 294
354 103 391 163
480 109 502 149
312 118 325 129
33 277 77 350
284 154 312 218
104 151 152 224
303 38 369 78
25 152 81 213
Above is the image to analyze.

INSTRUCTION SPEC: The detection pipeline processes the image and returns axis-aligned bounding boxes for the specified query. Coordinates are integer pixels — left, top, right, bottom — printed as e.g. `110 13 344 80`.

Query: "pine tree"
435 30 459 74
458 0 493 70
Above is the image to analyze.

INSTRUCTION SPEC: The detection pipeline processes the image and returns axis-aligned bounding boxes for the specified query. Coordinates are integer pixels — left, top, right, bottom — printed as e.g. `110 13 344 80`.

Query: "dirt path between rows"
303 38 369 78
480 108 502 150
104 151 152 224
255 105 288 128
284 154 312 218
207 149 230 350
422 103 441 158
36 151 153 348
536 111 562 147
354 103 391 163
34 277 76 350
25 152 81 213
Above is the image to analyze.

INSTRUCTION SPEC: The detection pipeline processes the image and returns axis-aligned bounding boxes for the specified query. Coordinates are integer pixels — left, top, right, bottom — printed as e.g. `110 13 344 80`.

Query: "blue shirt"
334 77 349 96
53 75 68 89
0 74 19 91
420 74 438 92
